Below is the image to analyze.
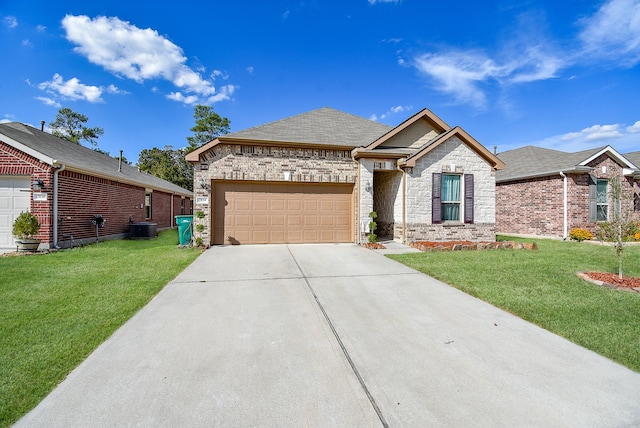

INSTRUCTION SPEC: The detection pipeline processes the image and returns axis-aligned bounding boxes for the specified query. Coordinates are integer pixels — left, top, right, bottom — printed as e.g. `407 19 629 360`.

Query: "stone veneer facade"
496 153 639 238
358 137 498 243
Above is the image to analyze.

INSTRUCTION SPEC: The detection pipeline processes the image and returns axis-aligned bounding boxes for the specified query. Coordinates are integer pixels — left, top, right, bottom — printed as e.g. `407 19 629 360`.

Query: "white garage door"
0 176 31 249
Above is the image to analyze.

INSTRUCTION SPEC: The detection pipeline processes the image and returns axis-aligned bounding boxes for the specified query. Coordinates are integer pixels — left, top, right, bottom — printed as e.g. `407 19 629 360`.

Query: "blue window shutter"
464 174 474 224
432 173 442 224
589 175 597 222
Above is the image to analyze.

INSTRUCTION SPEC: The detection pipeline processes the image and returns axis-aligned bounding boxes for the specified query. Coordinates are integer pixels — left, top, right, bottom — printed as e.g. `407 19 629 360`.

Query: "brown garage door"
213 181 353 245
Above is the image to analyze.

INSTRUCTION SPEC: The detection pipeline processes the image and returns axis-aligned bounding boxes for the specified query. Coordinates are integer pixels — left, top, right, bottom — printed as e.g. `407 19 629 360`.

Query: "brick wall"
1 141 54 243
57 171 146 242
496 153 639 238
194 143 358 245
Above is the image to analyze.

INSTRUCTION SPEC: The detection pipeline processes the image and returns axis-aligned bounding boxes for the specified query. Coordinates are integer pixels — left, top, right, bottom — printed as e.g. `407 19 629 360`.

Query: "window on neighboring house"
589 177 610 222
596 179 608 221
145 192 152 219
432 173 474 224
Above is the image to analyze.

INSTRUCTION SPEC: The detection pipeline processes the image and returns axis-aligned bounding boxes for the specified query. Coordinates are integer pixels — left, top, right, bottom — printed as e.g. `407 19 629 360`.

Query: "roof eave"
497 166 594 183
351 147 412 159
0 133 56 166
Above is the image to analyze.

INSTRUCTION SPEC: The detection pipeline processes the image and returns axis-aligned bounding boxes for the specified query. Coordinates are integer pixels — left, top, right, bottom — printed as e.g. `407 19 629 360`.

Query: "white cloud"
411 1 640 109
3 16 17 28
61 15 234 105
36 96 62 108
36 25 46 32
368 0 400 4
509 121 640 153
38 74 104 103
246 66 254 74
627 120 640 133
22 39 33 48
370 105 412 121
561 124 623 142
36 74 126 105
578 0 640 66
413 43 565 109
414 52 504 108
105 84 128 95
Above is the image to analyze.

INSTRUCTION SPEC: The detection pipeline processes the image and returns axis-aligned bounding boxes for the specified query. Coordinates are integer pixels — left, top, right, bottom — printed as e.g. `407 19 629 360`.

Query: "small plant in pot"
12 211 41 251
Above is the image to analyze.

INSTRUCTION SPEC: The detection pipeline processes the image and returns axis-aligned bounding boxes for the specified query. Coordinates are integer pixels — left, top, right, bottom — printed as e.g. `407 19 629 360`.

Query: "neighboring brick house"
185 107 504 245
496 145 640 239
0 122 192 251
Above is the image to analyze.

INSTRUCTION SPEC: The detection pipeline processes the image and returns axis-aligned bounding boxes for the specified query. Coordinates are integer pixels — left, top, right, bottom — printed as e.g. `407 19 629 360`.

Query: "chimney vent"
40 120 45 132
118 150 123 172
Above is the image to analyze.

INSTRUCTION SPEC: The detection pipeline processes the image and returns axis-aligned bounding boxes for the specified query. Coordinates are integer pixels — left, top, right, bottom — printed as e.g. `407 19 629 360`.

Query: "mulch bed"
578 271 640 292
410 240 537 252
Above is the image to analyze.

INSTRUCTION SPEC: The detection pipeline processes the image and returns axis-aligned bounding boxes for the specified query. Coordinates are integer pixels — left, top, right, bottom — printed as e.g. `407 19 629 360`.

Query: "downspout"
53 163 66 248
559 171 568 240
171 193 175 229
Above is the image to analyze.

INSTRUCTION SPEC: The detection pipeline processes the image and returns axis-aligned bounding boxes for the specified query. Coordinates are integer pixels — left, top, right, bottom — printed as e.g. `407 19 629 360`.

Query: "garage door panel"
270 215 285 226
303 216 317 226
287 200 302 211
213 182 353 245
288 215 302 227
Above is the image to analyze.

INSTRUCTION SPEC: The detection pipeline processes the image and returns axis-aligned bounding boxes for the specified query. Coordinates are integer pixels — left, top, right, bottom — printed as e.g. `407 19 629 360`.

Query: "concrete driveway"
16 244 640 427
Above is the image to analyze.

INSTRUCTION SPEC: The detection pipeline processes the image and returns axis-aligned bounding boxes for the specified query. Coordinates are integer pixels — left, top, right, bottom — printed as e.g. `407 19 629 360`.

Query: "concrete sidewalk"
16 244 640 427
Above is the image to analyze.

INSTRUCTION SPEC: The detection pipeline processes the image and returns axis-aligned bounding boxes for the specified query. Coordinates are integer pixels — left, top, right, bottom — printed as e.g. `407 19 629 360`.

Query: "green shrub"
12 211 40 239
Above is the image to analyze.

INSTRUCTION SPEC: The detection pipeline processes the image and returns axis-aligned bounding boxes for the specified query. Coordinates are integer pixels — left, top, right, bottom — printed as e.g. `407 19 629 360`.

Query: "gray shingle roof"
625 151 640 167
0 122 191 196
495 145 611 182
222 107 393 148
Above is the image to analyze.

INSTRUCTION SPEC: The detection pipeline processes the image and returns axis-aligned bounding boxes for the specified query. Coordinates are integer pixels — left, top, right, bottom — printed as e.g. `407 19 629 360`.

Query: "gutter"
53 163 66 248
559 171 568 240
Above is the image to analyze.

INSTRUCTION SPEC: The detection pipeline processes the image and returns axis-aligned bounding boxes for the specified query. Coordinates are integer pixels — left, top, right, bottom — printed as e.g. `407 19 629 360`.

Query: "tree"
138 146 193 191
186 105 230 152
595 176 637 279
49 107 104 147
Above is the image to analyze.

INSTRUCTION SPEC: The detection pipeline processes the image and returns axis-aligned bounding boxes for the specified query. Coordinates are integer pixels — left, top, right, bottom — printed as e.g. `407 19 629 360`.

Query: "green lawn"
0 230 201 428
389 236 640 373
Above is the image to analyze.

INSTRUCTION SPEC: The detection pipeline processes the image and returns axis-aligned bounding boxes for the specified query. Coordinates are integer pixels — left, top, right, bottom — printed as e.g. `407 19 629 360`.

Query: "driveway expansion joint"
285 245 389 428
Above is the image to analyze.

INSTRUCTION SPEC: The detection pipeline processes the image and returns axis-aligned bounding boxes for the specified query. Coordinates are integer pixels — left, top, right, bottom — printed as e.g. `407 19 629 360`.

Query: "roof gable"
0 122 191 196
364 107 450 151
401 126 505 170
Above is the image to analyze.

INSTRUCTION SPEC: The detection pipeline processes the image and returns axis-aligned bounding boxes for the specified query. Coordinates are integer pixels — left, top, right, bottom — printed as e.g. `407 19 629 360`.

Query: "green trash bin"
175 215 193 245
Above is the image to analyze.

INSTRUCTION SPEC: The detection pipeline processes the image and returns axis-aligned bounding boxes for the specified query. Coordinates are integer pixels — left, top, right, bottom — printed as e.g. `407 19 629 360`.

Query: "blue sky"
1 0 639 161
